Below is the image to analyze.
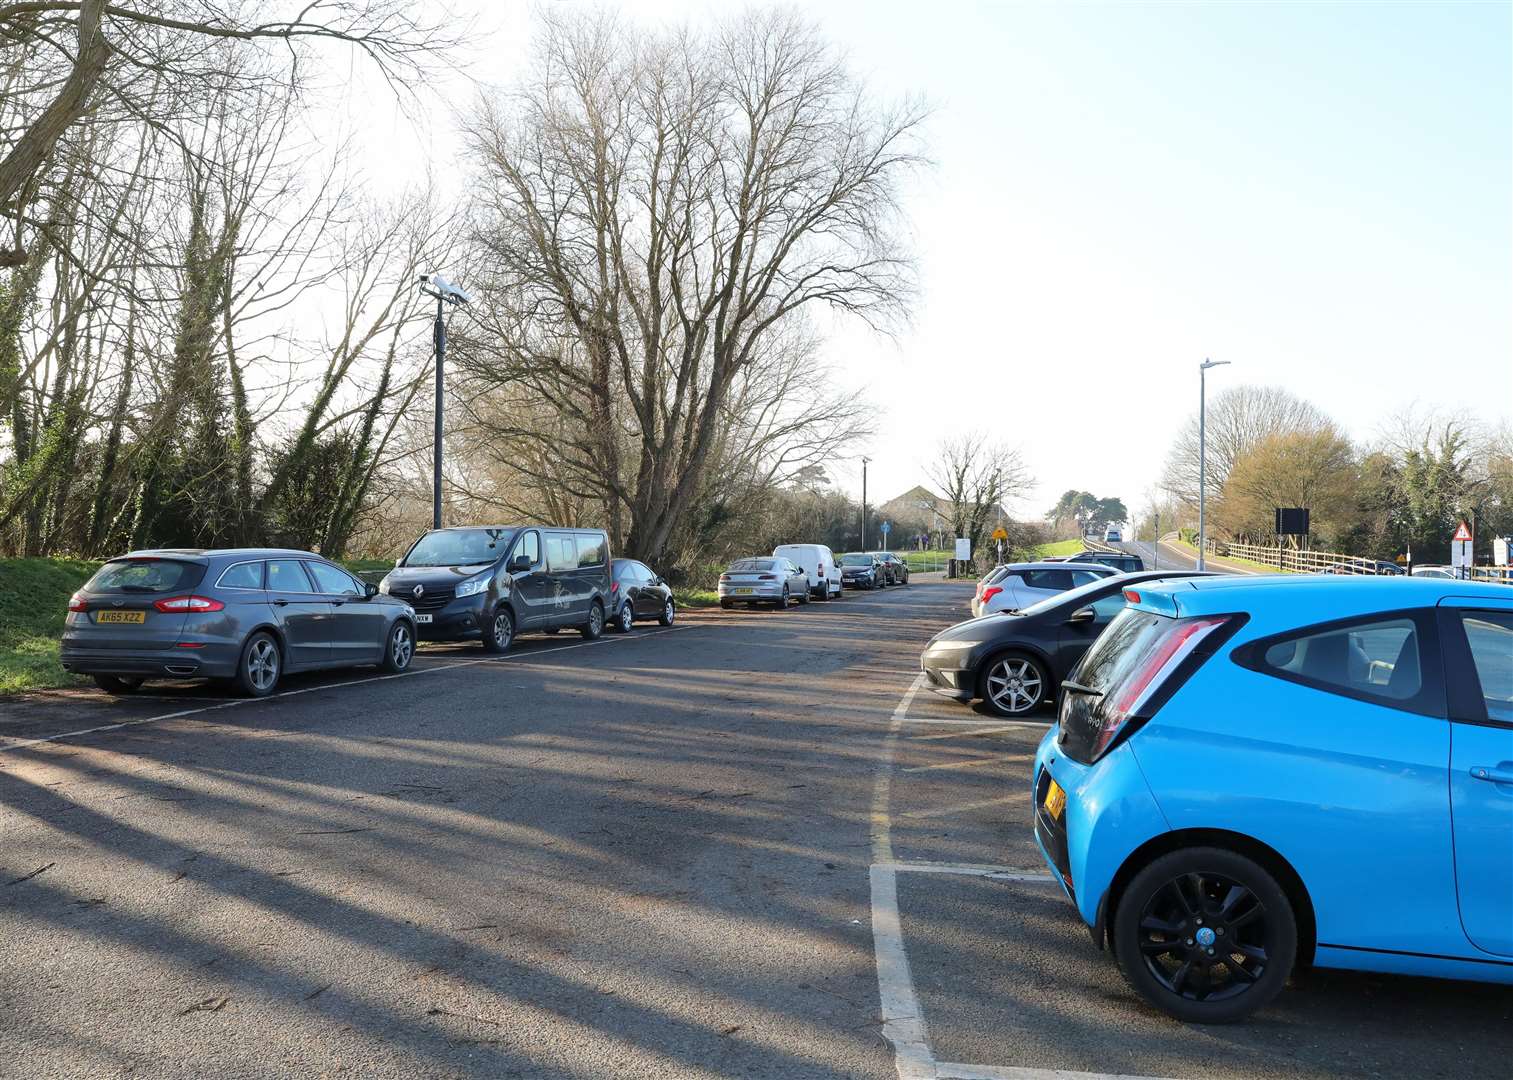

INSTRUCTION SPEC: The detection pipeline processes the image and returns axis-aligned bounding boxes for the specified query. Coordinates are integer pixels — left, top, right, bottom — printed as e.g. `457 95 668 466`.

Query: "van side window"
575 532 606 568
515 531 540 568
546 534 577 573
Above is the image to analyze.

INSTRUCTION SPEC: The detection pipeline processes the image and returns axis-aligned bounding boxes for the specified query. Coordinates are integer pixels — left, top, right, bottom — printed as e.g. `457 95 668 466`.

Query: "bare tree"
457 8 924 562
925 432 1032 558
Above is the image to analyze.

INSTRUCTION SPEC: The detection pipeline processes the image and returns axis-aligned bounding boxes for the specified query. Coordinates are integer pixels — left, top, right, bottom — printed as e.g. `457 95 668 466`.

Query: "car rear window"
730 558 777 572
86 559 205 594
1058 608 1175 762
840 555 873 566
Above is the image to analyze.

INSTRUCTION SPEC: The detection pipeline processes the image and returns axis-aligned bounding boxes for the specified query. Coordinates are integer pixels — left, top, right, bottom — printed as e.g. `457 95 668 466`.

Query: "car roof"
118 548 320 561
1130 574 1513 619
1003 560 1117 571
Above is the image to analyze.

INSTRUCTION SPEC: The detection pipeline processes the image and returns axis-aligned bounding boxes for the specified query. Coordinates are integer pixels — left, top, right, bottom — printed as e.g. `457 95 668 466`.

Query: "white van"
772 544 843 600
1103 525 1123 543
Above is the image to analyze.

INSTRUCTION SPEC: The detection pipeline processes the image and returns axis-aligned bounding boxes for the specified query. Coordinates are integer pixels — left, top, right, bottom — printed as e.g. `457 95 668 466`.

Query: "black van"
380 525 612 653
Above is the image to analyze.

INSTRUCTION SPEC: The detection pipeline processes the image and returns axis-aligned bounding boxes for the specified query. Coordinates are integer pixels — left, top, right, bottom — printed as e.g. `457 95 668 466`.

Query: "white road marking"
901 716 1052 729
0 624 696 754
897 797 1021 819
937 1064 1181 1080
878 860 1054 883
902 756 1018 773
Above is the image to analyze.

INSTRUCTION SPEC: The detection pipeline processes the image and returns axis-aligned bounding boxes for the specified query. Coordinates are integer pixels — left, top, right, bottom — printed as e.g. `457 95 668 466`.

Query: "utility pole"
1196 358 1231 571
1152 511 1159 570
418 274 471 530
860 457 870 550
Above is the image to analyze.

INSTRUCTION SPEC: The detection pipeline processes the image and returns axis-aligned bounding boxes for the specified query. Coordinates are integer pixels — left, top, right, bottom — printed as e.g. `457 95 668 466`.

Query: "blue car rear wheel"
1113 847 1296 1023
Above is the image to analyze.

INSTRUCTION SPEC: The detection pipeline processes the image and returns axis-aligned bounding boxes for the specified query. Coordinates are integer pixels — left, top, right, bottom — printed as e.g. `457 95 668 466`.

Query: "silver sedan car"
718 557 810 609
971 560 1119 617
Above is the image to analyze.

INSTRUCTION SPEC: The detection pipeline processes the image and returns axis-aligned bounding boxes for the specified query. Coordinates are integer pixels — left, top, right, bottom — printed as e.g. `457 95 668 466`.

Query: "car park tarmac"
1 578 1509 1078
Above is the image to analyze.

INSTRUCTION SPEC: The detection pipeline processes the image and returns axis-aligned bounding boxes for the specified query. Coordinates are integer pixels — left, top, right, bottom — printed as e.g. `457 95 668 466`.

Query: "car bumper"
920 648 978 701
718 586 784 601
411 593 486 641
841 576 876 588
60 644 240 680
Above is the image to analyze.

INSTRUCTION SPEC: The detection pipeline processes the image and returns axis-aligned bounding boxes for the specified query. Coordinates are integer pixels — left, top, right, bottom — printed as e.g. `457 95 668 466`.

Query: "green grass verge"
1031 538 1083 559
673 586 721 609
0 557 98 694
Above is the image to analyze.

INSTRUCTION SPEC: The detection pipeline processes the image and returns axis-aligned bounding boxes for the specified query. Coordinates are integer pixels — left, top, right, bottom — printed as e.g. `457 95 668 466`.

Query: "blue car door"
1441 597 1513 956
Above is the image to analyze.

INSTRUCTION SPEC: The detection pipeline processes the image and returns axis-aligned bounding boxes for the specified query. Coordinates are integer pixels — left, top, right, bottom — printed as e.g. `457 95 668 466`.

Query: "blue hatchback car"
1033 575 1513 1022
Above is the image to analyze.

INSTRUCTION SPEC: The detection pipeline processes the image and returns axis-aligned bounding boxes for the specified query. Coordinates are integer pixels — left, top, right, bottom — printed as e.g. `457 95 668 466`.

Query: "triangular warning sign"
1453 521 1473 542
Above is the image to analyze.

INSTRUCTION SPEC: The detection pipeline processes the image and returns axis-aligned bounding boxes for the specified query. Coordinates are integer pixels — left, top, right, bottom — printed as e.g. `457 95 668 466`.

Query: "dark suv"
381 526 612 653
1067 549 1144 574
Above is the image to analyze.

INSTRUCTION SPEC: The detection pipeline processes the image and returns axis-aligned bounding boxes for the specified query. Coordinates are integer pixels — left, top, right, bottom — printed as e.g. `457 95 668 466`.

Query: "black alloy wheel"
382 621 414 672
616 602 635 633
93 674 144 694
581 601 605 639
482 608 514 654
1113 847 1296 1023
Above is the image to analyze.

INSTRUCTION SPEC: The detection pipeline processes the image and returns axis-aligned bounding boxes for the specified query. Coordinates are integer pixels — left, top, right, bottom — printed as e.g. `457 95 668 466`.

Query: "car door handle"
1470 766 1513 785
273 599 289 607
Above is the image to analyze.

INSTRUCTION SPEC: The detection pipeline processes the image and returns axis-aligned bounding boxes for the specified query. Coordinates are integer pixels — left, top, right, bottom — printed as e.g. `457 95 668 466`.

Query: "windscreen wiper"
1060 679 1103 697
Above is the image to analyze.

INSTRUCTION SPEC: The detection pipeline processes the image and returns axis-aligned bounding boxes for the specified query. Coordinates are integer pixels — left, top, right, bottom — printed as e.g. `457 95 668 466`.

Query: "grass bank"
1031 538 1083 559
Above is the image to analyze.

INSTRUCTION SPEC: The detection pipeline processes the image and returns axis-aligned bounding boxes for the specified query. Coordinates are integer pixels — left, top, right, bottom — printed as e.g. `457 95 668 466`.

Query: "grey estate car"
61 549 418 697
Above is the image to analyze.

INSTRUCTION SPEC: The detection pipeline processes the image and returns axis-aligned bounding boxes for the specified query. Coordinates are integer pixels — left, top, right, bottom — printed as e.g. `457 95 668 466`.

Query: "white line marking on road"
0 624 696 754
897 797 1020 819
936 1063 1182 1080
902 756 1017 773
878 860 1055 883
870 673 935 1080
901 716 1052 729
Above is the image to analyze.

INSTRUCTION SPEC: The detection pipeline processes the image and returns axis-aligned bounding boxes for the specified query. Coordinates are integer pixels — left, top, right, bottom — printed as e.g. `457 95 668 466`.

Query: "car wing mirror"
365 582 379 599
1067 606 1096 624
509 555 532 572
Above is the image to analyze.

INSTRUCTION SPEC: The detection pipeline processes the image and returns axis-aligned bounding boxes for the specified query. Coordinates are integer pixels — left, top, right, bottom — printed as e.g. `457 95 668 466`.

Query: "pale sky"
339 0 1513 523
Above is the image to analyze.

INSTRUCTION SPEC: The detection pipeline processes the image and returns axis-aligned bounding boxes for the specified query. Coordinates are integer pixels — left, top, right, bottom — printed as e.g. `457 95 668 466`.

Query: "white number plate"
415 614 433 624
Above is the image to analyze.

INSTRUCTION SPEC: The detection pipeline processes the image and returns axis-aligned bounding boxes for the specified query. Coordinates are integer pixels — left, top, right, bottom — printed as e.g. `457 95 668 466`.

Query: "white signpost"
954 537 971 562
1451 520 1473 578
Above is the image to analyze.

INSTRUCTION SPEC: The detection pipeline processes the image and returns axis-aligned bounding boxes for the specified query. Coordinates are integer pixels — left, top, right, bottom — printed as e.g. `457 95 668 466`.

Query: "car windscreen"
840 555 873 566
729 558 776 572
401 528 515 568
85 558 206 594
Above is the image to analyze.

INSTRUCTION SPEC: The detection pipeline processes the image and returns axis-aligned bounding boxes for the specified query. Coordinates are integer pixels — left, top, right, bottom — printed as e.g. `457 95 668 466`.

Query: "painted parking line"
877 860 1054 883
0 624 696 754
900 716 1053 729
901 756 1015 773
936 1063 1181 1080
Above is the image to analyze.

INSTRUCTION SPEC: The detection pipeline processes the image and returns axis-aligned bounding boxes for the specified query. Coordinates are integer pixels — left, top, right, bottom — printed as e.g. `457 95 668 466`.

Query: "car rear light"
1123 589 1141 603
611 581 619 593
1090 615 1232 760
175 642 206 649
758 574 776 580
719 574 731 582
981 586 1003 604
152 595 225 613
68 593 88 612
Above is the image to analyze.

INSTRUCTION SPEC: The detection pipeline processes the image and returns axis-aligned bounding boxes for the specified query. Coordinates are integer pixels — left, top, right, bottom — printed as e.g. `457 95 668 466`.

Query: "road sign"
991 526 1009 541
880 520 891 540
1452 521 1473 576
954 537 971 561
1453 520 1473 543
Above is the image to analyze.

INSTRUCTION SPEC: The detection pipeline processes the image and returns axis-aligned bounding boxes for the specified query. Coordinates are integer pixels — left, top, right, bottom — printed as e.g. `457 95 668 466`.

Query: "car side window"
1069 569 1105 587
1260 617 1422 701
515 531 540 568
576 532 606 568
546 534 577 573
308 562 361 596
266 559 316 593
216 561 264 590
1461 612 1513 724
634 562 654 583
1090 593 1127 619
1021 569 1071 591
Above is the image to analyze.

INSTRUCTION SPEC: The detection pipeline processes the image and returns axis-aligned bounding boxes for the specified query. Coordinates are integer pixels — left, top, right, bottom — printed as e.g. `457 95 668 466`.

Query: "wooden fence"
1206 538 1512 583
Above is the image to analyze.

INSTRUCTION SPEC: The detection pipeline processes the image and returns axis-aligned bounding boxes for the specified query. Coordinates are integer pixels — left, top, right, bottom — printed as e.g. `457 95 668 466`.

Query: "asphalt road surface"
2 578 1508 1079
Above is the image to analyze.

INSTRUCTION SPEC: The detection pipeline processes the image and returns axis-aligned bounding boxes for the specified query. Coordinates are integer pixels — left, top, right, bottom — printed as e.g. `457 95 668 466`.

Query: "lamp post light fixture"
419 274 471 530
1196 357 1231 572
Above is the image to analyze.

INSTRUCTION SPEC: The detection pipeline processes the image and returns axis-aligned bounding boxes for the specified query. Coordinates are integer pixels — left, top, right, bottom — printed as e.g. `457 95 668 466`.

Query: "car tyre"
719 599 733 610
93 674 144 695
776 586 790 609
581 601 605 639
658 599 675 626
979 651 1050 717
235 632 282 698
381 620 414 673
798 586 810 605
615 602 635 633
1113 847 1297 1024
482 608 514 654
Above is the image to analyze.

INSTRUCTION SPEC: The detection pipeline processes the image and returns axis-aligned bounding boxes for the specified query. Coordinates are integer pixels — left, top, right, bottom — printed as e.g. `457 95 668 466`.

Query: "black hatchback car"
920 570 1210 716
381 525 612 652
61 549 418 697
610 559 676 632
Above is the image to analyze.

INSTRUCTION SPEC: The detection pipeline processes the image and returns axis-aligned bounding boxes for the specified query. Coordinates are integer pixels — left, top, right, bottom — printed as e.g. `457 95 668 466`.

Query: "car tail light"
719 574 731 582
981 586 1003 604
1090 615 1232 760
152 595 225 613
611 581 619 593
758 574 776 580
68 593 88 612
1123 589 1141 603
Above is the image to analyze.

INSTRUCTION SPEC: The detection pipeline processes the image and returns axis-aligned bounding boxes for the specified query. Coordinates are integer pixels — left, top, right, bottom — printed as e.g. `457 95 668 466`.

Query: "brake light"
611 581 619 593
1123 589 1141 603
152 595 225 613
981 586 1003 604
758 574 776 580
1091 615 1231 759
68 593 88 612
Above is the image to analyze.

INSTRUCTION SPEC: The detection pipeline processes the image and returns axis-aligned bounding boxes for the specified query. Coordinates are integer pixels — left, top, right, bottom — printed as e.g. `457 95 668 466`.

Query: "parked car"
718 557 810 609
1104 525 1123 542
922 570 1210 716
839 553 885 589
971 561 1119 618
1068 550 1144 574
610 559 676 632
773 544 843 600
381 525 612 652
1411 564 1457 579
1322 558 1405 575
868 551 909 585
1034 575 1513 1023
62 549 417 698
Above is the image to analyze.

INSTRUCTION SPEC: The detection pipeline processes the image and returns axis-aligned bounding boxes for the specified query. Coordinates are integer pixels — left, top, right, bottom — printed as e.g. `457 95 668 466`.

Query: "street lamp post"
1196 358 1231 571
860 457 870 550
418 274 471 530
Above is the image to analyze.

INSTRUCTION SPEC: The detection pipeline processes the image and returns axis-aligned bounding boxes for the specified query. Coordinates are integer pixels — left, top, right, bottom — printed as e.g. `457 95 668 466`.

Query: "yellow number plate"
734 588 755 595
95 610 146 624
1043 778 1066 821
